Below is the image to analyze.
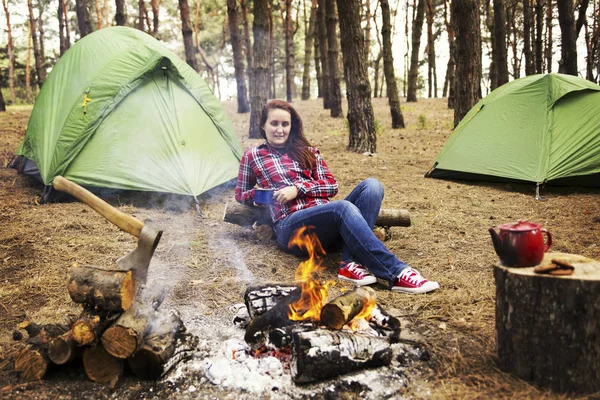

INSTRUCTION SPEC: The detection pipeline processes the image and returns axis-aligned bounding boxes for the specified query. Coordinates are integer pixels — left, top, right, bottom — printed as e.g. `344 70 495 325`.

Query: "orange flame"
347 293 377 331
287 226 334 321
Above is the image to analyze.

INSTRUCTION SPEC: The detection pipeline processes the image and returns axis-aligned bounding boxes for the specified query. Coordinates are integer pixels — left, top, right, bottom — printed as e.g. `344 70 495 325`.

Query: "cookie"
533 262 558 274
548 268 574 276
551 258 576 270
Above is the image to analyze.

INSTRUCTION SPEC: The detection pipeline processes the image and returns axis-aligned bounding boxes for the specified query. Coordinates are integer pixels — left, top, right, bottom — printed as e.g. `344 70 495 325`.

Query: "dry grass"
1 98 600 398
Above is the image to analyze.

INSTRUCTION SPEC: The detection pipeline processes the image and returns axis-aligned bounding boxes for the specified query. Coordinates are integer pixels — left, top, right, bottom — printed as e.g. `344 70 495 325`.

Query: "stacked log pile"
13 263 186 384
243 284 402 383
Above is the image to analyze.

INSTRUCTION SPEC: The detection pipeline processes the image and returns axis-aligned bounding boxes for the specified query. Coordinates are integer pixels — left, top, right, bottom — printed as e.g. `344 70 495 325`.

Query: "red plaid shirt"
235 142 338 223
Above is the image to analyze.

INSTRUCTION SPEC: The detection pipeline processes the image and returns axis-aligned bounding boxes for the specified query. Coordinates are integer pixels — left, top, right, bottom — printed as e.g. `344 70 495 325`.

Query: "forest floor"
1 97 599 399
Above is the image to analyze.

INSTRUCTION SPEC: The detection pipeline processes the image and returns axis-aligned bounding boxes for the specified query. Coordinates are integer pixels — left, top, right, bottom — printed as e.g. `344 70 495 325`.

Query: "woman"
235 100 439 294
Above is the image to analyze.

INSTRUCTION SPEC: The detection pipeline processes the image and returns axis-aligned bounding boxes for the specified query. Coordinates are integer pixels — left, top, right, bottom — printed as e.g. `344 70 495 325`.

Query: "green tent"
426 73 600 187
14 26 242 201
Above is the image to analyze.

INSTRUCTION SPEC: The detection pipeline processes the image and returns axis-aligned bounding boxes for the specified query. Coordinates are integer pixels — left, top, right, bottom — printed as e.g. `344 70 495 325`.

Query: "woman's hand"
274 186 299 204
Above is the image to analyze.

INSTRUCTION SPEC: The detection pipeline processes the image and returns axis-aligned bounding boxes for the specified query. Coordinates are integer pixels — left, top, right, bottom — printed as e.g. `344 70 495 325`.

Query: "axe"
53 176 162 284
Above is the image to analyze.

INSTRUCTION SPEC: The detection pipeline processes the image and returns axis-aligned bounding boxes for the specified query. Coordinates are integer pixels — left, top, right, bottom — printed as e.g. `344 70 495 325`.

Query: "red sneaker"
337 262 377 286
392 267 439 294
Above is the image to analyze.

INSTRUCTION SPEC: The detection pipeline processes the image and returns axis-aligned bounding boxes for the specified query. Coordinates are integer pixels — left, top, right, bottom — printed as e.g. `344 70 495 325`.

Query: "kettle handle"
541 228 552 252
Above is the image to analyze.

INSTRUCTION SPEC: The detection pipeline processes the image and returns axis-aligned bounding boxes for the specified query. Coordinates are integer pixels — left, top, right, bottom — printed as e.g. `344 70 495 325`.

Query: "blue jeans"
273 178 409 283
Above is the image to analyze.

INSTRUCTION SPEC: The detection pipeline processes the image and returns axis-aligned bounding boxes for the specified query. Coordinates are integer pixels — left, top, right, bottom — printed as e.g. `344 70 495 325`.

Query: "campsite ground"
1 98 599 399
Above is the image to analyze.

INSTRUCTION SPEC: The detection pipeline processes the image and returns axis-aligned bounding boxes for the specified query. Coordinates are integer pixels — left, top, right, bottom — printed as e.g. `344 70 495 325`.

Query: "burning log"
320 287 376 330
13 322 70 381
224 202 410 230
72 309 120 346
48 331 79 365
100 292 164 359
127 311 184 380
68 264 135 312
291 329 393 384
245 287 302 347
82 344 124 383
244 284 300 318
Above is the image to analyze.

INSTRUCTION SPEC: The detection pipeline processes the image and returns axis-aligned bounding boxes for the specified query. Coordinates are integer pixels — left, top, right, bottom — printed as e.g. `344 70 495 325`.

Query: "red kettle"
489 220 552 267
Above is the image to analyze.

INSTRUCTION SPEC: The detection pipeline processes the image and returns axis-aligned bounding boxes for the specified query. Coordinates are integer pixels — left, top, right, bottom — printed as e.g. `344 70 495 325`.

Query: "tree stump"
494 252 600 394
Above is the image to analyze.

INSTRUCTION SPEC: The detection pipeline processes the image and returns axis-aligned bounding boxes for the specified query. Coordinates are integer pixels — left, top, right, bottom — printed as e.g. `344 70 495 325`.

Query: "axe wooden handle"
53 176 144 238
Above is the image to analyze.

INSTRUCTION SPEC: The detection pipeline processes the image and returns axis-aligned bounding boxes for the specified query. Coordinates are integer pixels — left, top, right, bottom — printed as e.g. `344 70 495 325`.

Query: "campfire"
239 226 402 384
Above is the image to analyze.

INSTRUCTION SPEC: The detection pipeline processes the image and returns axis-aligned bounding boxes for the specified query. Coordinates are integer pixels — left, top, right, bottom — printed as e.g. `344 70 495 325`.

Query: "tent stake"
193 196 202 216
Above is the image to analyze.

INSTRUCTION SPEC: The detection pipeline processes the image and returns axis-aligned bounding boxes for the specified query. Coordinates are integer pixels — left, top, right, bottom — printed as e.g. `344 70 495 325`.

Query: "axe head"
117 225 163 284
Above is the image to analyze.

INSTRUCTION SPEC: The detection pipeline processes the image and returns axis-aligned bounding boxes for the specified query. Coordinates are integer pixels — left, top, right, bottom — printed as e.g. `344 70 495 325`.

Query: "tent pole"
535 183 545 201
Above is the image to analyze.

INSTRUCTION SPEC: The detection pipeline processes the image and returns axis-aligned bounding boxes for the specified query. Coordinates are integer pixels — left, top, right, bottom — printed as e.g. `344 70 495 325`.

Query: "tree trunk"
523 0 534 75
150 0 159 35
0 88 5 111
75 0 93 38
373 52 382 98
320 287 376 329
425 0 436 98
94 0 103 29
507 2 520 78
381 0 405 128
68 265 135 312
291 329 393 383
313 12 322 98
285 0 296 102
403 0 410 97
227 0 250 113
494 253 600 394
178 0 198 71
241 0 253 85
535 0 543 73
485 0 497 91
27 0 45 89
26 22 32 103
452 0 481 128
364 0 371 63
115 0 127 26
82 344 124 383
557 0 577 75
249 0 270 139
326 0 343 117
545 2 552 73
337 0 376 153
302 0 318 100
58 0 67 56
494 0 509 87
2 0 16 104
62 0 71 51
317 0 331 108
138 0 145 31
407 0 425 102
37 3 46 76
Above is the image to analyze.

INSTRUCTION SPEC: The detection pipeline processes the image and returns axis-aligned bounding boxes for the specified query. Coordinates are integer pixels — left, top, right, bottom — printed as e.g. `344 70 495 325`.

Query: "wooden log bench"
223 201 411 241
494 252 600 394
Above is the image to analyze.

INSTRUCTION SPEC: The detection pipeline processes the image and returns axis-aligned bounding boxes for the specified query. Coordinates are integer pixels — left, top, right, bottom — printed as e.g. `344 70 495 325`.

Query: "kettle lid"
499 220 541 232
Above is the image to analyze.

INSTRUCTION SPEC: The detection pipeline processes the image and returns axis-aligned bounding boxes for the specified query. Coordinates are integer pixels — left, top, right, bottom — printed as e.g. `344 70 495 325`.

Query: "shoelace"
398 268 426 285
346 262 368 278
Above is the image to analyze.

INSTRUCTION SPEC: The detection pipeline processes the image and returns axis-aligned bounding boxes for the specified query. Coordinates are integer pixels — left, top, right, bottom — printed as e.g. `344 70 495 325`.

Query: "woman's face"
263 108 292 148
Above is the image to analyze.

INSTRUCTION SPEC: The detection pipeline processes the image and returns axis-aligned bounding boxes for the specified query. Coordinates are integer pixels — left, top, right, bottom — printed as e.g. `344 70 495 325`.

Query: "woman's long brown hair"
260 99 316 170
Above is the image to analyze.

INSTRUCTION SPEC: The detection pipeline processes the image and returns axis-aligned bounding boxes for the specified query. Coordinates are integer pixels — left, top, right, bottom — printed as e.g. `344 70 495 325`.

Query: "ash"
160 303 429 399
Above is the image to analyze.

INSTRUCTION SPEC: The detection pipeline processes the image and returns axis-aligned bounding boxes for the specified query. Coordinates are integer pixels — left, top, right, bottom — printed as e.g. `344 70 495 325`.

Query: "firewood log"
244 284 300 319
48 331 79 365
245 287 302 347
320 287 377 330
100 291 165 359
224 202 411 228
127 311 184 380
82 344 124 383
72 309 120 346
68 265 135 312
291 329 392 383
13 323 70 381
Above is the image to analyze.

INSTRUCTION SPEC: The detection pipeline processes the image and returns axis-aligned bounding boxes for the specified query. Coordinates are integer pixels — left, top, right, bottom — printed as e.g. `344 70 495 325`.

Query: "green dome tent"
426 73 600 187
13 26 242 201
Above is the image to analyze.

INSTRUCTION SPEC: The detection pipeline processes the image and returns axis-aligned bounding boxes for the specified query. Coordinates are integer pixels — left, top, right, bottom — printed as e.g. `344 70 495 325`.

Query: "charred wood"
368 305 401 343
68 264 135 312
268 322 317 349
320 287 376 330
244 284 300 319
291 329 392 383
245 287 301 347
